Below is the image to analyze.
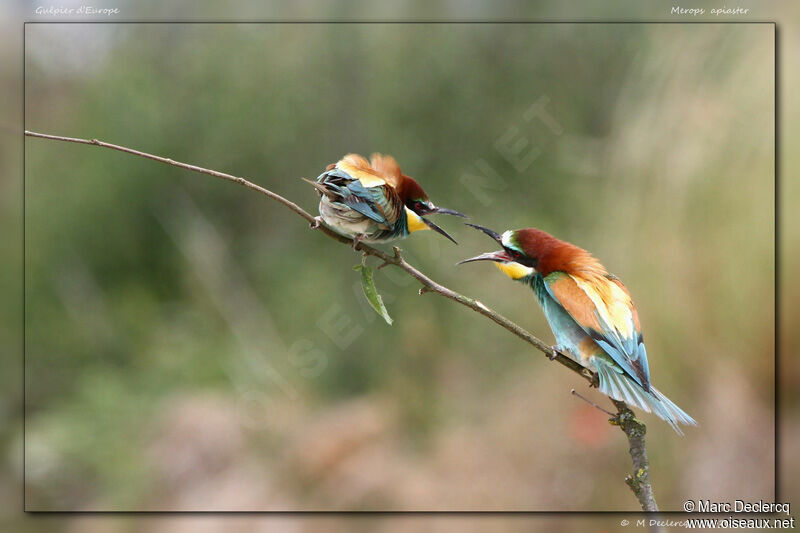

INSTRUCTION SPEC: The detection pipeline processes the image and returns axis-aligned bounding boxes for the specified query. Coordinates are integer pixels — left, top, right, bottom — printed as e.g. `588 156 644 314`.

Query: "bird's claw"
310 216 323 229
352 234 365 250
549 344 565 361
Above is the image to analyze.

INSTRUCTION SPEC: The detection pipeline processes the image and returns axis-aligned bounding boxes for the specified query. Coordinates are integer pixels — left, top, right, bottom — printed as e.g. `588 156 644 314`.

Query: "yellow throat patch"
494 261 534 280
405 208 429 233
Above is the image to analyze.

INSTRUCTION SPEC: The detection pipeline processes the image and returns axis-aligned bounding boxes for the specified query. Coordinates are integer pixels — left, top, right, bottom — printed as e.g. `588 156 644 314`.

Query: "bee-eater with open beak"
459 224 697 434
304 153 466 247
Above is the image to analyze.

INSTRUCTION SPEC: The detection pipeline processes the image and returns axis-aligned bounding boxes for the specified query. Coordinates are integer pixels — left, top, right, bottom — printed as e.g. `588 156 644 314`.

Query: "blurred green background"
20 19 774 514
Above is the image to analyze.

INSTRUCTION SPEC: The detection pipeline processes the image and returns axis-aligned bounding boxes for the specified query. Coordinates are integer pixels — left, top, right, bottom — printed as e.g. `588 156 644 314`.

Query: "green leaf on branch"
354 257 393 325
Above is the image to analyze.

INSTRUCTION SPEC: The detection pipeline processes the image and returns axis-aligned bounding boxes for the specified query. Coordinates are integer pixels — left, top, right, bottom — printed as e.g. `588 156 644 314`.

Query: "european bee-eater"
459 224 697 434
305 154 466 247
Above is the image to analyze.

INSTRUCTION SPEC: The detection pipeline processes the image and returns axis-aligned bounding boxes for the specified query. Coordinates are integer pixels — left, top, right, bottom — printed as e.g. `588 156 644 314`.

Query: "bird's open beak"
464 223 503 243
428 206 468 218
457 223 508 264
458 224 534 280
423 218 458 245
456 250 511 265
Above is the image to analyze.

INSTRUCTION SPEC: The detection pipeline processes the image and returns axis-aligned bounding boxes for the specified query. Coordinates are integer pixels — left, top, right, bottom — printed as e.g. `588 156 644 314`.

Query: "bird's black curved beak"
423 218 458 245
464 223 503 243
457 224 508 265
456 250 511 265
428 206 468 218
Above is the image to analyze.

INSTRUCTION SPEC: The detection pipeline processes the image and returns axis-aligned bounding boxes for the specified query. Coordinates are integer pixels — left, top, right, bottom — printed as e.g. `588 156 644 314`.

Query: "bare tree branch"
25 129 659 511
611 400 659 512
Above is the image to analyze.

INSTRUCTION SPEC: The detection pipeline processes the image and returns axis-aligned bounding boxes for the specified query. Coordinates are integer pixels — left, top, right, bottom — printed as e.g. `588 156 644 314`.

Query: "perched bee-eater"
459 224 697 434
304 153 466 247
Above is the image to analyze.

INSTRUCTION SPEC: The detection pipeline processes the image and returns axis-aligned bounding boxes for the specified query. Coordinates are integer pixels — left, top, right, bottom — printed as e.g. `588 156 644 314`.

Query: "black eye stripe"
504 248 534 267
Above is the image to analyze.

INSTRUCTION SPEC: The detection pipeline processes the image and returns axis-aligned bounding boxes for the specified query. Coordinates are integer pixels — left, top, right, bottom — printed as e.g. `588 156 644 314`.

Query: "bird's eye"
413 201 424 211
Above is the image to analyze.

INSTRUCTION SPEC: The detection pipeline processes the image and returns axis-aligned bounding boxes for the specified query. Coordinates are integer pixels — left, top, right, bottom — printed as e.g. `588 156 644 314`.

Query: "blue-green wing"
318 168 399 227
542 271 651 390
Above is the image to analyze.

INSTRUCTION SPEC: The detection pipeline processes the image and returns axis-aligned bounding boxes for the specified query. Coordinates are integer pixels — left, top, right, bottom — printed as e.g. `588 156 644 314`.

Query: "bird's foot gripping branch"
25 130 660 512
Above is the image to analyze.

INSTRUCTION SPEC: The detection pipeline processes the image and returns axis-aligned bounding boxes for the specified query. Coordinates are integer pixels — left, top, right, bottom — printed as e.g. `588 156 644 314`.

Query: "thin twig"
25 130 657 511
570 388 615 417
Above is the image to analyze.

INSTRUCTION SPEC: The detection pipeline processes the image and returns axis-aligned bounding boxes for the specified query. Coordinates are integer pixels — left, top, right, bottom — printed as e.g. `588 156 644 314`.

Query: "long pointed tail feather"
595 360 697 435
